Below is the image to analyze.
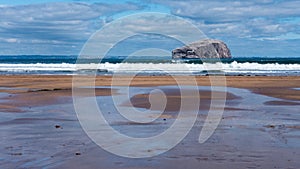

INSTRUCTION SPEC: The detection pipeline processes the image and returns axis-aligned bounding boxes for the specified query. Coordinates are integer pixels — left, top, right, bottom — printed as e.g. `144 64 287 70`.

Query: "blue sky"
0 0 300 57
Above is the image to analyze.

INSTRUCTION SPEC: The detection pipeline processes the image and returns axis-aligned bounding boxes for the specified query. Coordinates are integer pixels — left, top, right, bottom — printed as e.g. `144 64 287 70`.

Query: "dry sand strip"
0 75 299 101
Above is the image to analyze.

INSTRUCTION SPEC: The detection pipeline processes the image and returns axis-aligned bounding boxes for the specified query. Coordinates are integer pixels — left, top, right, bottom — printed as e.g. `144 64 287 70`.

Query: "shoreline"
1 74 300 100
1 74 299 113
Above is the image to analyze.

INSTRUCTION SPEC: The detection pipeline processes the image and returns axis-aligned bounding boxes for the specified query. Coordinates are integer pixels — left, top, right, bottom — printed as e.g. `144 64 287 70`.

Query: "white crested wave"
0 61 300 75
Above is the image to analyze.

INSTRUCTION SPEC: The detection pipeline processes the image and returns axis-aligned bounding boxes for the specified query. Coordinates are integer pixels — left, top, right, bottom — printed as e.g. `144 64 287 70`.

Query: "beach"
0 75 300 168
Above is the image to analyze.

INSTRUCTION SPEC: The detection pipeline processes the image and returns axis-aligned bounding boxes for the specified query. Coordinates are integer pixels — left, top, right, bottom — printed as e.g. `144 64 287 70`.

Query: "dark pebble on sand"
265 124 276 128
11 153 22 156
55 125 61 129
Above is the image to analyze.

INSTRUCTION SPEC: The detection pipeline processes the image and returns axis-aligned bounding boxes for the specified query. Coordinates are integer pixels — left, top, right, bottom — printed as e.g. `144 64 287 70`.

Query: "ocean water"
0 55 300 76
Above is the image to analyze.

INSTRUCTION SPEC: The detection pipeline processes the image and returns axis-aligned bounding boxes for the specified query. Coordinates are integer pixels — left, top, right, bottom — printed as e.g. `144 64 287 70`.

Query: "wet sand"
0 75 300 168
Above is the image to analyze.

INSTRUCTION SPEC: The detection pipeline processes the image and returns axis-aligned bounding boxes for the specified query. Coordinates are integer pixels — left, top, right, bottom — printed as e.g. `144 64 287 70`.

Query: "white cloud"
153 0 300 22
0 2 142 54
150 0 300 41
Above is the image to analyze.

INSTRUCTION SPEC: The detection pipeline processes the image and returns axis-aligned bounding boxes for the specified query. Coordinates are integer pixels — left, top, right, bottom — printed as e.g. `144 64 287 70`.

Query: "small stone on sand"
55 125 61 129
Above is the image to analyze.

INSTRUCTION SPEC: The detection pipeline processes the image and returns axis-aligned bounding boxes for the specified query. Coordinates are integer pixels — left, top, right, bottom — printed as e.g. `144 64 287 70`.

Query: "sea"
0 55 300 76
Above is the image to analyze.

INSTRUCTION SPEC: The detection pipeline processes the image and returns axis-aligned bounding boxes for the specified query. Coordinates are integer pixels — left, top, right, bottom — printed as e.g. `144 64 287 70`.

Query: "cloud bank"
0 2 141 54
0 0 299 56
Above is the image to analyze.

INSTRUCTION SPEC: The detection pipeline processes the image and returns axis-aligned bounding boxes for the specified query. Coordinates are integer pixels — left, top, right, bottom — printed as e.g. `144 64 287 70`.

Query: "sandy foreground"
0 75 300 168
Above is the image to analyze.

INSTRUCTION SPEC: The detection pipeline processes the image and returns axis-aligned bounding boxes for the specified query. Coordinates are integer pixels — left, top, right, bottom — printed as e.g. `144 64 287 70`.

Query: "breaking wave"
0 61 300 75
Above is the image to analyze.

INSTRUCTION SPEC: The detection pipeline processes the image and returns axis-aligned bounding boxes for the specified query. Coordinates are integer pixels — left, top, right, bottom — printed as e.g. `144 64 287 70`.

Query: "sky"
0 0 300 57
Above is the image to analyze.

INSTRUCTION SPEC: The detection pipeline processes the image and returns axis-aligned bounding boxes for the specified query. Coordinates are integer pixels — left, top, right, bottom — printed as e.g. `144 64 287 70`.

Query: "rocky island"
172 39 232 59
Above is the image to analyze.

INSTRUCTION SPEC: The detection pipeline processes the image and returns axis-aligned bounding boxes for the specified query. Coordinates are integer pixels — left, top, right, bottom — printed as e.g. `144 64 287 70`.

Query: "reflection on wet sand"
0 75 299 168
